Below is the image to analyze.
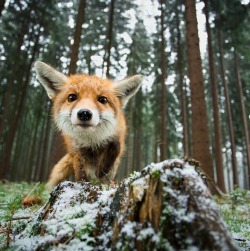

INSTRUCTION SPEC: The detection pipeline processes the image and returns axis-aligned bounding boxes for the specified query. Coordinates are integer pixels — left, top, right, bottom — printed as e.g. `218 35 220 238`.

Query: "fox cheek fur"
34 61 143 188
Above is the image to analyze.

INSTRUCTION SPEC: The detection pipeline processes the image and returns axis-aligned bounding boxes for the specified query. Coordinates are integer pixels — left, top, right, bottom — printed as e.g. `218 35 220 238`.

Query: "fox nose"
77 109 92 121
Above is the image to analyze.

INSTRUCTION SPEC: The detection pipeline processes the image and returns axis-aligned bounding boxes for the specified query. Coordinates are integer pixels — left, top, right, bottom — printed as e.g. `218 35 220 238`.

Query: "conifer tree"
204 0 225 191
159 0 167 161
184 0 214 179
69 0 86 74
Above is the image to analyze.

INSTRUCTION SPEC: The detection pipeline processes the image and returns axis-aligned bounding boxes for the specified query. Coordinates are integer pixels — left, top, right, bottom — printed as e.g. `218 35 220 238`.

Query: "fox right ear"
113 75 143 106
34 61 68 99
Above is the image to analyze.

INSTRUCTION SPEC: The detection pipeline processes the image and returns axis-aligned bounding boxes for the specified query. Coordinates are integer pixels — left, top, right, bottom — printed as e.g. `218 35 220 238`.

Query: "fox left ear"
34 61 68 99
113 75 143 106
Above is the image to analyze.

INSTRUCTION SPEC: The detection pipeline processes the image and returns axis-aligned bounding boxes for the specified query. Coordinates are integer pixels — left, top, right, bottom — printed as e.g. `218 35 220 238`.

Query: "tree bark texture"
217 30 238 187
39 102 53 181
132 93 143 172
176 3 189 157
25 117 40 181
204 0 225 192
159 0 167 161
48 131 66 179
68 0 86 75
105 0 115 78
184 0 214 179
9 159 239 250
125 100 134 177
234 49 250 188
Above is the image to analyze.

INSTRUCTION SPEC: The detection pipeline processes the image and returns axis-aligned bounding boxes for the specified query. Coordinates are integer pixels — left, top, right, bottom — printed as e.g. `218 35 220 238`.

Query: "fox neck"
63 126 119 151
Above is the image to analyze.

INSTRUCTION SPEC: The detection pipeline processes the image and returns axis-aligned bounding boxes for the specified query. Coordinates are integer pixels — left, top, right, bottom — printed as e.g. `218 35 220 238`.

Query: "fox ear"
113 75 143 106
34 61 68 99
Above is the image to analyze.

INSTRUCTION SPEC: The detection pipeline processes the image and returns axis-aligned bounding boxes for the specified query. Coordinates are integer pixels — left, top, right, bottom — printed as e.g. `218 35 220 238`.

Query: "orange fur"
35 62 143 188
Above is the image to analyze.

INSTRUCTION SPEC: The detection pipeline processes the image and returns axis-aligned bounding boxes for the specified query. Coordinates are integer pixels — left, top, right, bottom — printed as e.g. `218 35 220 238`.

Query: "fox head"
34 61 143 148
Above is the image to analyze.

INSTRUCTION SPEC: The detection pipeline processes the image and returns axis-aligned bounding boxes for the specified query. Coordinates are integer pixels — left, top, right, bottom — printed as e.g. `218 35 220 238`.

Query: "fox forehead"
67 74 114 95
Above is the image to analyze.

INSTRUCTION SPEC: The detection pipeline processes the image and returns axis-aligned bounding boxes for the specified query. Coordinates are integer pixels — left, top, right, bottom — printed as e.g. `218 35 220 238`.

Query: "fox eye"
68 94 77 102
98 96 108 104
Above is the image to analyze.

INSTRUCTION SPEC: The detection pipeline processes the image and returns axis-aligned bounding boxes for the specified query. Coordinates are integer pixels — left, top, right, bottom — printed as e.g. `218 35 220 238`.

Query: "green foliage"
0 194 23 247
3 195 23 221
0 182 48 248
129 171 140 179
217 187 250 249
90 178 100 186
229 186 248 210
34 183 46 197
76 222 94 239
151 169 160 180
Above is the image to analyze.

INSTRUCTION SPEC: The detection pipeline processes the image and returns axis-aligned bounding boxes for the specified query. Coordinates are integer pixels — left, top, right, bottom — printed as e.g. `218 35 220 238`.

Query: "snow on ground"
0 159 246 250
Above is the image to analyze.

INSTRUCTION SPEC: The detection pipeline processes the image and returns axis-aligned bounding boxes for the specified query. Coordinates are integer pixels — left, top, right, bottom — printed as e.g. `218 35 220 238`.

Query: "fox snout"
71 106 100 129
77 109 92 121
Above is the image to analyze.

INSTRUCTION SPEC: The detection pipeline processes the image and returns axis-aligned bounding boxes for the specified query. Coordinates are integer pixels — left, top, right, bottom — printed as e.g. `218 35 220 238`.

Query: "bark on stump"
11 159 239 250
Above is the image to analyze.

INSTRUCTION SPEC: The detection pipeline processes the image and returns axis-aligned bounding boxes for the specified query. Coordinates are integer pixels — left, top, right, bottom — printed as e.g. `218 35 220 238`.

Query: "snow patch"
6 160 240 250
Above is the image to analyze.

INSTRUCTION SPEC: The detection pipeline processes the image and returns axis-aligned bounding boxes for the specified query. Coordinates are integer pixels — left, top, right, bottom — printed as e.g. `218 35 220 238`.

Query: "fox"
34 61 143 188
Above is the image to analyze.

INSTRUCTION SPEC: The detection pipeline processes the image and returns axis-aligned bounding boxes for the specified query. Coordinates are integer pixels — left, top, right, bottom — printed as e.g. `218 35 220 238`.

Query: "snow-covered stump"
10 159 239 251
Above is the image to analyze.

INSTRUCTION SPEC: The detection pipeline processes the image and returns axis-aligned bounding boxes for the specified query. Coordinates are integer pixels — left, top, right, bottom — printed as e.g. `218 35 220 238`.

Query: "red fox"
35 61 143 188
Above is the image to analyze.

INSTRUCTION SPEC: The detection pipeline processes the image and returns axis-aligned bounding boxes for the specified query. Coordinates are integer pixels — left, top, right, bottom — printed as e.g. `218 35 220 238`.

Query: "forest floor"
0 181 249 250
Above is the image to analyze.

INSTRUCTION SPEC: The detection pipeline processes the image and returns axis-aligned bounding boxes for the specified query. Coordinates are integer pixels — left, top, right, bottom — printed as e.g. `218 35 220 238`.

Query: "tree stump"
10 159 239 250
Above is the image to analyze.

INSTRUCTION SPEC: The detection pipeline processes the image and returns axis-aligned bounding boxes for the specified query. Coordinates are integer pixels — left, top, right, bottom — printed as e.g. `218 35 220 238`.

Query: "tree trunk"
34 101 53 182
176 3 189 157
132 95 140 172
0 31 41 179
159 0 167 161
105 0 115 78
204 0 225 192
26 116 41 181
125 99 134 177
0 0 6 17
10 115 27 181
48 131 66 179
10 159 239 250
0 20 29 138
40 102 53 181
184 0 214 179
234 49 250 188
68 0 86 74
35 106 48 181
217 30 238 187
135 89 143 171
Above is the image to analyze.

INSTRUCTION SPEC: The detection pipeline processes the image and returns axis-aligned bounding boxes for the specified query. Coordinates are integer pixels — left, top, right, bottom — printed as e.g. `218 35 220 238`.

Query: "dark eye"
68 94 77 102
98 96 108 104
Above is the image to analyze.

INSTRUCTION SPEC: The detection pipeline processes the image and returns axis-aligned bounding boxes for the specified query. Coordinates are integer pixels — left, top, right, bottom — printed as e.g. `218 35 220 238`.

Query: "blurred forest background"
0 0 249 192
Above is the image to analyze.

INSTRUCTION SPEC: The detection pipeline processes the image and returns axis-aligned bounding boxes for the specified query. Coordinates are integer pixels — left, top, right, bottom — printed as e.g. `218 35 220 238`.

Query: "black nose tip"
77 109 92 121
